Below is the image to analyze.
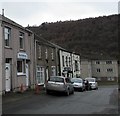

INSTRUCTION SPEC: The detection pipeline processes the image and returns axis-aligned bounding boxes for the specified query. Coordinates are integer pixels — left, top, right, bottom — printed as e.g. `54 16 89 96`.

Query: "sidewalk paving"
2 89 45 104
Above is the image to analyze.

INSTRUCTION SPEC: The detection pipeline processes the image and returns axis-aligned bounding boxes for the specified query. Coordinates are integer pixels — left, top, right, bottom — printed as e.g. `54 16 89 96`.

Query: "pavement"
2 88 45 104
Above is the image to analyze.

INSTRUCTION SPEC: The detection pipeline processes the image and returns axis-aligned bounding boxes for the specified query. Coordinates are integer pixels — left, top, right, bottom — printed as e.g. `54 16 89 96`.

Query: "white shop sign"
17 52 28 59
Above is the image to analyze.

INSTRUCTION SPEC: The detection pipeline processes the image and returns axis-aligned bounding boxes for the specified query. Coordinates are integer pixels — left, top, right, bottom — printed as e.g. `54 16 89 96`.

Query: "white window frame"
51 49 54 60
96 68 100 72
17 59 26 75
45 48 48 59
51 66 56 76
36 66 45 85
38 45 42 59
106 68 113 72
106 61 112 64
95 61 100 64
19 32 24 49
4 27 11 47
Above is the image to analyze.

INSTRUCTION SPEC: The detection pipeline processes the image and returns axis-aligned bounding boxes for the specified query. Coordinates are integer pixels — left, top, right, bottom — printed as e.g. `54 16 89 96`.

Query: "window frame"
17 59 26 75
19 32 24 50
4 27 11 47
36 66 45 85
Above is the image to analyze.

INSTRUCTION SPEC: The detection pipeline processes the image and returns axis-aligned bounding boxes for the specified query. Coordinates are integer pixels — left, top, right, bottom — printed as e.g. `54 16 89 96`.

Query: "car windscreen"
86 78 95 82
71 78 82 83
49 77 64 82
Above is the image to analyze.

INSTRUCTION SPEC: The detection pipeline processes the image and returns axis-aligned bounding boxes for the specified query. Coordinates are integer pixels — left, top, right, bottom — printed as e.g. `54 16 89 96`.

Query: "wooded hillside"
28 14 118 59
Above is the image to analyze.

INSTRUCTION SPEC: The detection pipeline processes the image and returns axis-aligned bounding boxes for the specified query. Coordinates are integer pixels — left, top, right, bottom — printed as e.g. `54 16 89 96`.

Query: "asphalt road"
2 85 118 114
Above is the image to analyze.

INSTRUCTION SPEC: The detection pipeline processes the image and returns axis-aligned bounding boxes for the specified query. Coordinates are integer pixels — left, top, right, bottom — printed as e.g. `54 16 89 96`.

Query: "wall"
0 17 3 94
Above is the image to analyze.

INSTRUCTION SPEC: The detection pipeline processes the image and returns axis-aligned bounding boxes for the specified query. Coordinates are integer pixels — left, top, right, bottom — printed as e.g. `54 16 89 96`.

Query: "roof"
0 14 32 33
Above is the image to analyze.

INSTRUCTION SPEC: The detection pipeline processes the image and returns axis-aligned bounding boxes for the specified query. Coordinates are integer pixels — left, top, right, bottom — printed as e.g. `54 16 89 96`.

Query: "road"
2 85 118 114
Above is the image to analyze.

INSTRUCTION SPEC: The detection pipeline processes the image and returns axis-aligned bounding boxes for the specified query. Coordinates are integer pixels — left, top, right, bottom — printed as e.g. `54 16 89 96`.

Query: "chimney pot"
2 9 4 16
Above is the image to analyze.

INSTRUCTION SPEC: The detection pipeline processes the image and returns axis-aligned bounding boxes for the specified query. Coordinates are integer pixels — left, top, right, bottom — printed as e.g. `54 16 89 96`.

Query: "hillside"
28 14 118 59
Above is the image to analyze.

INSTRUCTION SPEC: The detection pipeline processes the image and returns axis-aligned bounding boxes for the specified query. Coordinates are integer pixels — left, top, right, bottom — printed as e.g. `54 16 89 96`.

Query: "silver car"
71 78 85 92
85 77 98 90
46 76 74 96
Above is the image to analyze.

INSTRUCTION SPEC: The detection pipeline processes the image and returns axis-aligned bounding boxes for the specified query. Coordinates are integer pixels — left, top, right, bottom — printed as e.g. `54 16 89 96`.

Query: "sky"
0 0 119 27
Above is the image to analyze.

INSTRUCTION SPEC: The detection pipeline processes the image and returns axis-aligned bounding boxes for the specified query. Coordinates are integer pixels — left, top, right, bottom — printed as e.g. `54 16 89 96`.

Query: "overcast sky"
0 0 119 27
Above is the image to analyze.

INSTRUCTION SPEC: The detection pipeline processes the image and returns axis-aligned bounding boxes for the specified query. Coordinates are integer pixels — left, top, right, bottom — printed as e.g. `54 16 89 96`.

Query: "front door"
26 64 29 87
5 63 11 92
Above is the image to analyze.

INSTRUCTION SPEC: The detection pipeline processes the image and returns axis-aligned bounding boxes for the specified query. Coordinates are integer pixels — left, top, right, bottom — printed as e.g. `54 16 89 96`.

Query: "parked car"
85 77 98 90
84 79 91 91
46 76 74 96
71 78 85 92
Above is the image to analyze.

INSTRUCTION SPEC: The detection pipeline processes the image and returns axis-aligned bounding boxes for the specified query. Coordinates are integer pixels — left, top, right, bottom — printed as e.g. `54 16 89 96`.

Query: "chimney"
2 9 4 16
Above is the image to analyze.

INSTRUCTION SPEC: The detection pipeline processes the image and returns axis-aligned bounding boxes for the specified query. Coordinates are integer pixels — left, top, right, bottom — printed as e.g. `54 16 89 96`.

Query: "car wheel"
46 90 50 94
66 89 70 96
71 89 74 94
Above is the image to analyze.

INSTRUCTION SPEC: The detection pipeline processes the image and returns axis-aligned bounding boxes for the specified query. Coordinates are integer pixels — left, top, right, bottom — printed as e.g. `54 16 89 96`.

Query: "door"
46 68 49 82
26 64 29 87
5 63 11 92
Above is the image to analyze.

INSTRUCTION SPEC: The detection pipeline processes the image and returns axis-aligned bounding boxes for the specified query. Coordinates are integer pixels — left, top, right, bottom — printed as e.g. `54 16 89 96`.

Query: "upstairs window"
45 48 48 59
96 68 100 72
19 32 24 49
51 49 54 60
106 61 112 64
38 45 42 59
96 61 100 64
62 56 65 67
4 27 11 47
107 68 113 72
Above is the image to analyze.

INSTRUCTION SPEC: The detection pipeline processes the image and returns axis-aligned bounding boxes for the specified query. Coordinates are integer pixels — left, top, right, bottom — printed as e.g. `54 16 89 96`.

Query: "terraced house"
0 14 81 94
0 14 35 94
34 34 57 87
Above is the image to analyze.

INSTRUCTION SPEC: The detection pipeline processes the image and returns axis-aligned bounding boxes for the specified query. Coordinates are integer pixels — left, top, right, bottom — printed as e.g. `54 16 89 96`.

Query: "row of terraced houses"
0 14 119 94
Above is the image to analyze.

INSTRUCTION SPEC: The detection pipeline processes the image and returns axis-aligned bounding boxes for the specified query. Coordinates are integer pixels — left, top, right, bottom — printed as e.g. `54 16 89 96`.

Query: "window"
17 60 26 74
107 77 114 81
106 61 112 64
96 61 100 64
4 27 11 47
69 57 71 66
96 68 100 72
62 56 64 67
51 66 56 76
66 56 68 67
107 68 113 72
51 49 54 60
38 45 42 59
36 66 44 85
75 60 79 71
45 48 48 59
19 32 24 49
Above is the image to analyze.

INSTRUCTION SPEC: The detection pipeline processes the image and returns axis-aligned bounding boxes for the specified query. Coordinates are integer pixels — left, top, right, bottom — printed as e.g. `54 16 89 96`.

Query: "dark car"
46 76 74 96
